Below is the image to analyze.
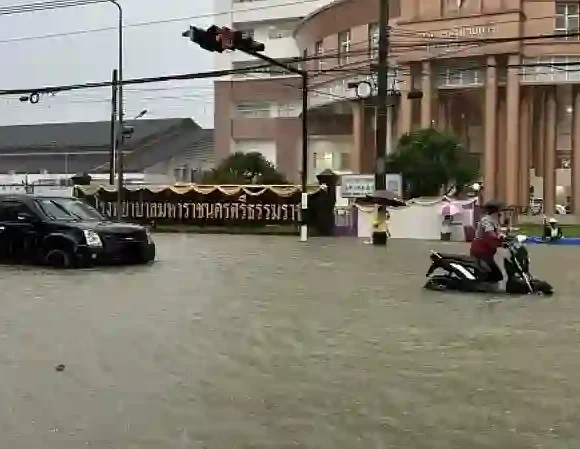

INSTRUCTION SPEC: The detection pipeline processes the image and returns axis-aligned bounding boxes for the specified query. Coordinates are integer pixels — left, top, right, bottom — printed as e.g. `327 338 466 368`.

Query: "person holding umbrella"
365 190 405 245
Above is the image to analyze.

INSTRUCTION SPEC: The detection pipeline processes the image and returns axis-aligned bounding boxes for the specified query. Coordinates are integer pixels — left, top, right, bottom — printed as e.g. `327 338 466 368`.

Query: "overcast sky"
0 0 214 128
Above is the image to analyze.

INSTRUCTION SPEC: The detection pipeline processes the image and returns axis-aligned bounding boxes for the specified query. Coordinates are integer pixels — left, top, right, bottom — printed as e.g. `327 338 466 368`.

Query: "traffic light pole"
182 26 310 240
242 50 309 241
300 73 308 242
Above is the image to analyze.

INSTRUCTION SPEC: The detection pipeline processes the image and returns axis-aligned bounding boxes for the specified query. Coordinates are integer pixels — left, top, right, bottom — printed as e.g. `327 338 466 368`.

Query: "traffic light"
231 29 265 52
182 25 224 52
182 25 265 53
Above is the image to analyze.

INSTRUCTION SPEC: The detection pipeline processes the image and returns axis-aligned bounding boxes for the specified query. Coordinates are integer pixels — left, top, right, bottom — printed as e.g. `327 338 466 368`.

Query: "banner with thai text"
75 185 326 226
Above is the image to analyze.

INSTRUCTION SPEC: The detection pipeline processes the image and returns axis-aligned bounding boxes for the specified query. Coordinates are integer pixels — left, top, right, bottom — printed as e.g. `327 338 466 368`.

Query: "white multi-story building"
213 0 333 71
213 0 340 181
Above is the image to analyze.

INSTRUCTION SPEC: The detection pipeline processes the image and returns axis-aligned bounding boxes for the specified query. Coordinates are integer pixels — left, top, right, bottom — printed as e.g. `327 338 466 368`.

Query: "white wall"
308 136 353 183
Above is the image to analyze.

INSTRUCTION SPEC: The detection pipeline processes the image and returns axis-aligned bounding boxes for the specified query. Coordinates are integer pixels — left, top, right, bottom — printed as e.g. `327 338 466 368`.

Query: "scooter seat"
437 253 478 264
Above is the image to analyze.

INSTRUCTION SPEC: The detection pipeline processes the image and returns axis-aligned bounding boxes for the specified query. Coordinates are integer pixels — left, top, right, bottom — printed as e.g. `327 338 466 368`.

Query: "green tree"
201 151 288 184
387 128 478 197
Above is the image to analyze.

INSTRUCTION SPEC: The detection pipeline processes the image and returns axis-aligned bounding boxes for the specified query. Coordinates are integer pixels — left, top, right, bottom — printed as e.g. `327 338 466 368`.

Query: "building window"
339 153 350 171
314 41 323 71
338 30 350 65
239 29 254 38
368 23 379 58
173 166 188 182
313 152 333 171
267 26 293 39
521 55 580 82
555 2 580 39
313 152 350 171
437 65 484 87
236 102 271 118
277 103 297 117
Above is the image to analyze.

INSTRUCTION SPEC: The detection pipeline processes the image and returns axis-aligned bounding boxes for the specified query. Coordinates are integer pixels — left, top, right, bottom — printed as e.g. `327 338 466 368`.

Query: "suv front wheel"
43 247 75 268
42 237 80 269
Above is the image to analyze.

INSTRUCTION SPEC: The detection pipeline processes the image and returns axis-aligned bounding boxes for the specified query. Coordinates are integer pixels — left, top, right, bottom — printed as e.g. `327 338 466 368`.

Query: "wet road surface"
1 235 579 448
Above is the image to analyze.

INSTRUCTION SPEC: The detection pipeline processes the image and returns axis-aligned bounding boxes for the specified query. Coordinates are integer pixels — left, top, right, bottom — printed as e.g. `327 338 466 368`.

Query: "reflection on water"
0 235 579 448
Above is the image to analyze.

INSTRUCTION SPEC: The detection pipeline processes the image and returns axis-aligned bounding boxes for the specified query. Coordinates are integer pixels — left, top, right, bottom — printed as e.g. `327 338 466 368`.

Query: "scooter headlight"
83 229 102 247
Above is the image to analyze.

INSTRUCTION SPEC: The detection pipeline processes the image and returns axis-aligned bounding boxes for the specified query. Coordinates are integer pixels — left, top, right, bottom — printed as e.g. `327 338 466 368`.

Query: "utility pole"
182 25 310 241
109 69 118 185
114 0 124 221
375 0 390 192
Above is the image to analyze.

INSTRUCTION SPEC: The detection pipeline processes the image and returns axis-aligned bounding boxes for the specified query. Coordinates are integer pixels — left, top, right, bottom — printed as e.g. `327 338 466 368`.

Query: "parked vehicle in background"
0 195 155 268
529 197 567 215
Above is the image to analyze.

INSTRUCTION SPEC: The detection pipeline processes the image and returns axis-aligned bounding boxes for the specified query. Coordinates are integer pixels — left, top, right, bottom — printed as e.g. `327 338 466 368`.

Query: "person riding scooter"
470 200 505 286
543 217 563 241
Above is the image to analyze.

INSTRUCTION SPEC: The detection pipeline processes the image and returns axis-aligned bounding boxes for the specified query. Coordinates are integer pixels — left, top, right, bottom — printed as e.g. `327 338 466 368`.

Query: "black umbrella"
364 190 406 207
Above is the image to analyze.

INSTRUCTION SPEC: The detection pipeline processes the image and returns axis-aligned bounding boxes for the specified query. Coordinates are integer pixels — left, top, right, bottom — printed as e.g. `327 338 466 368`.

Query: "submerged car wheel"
43 248 75 269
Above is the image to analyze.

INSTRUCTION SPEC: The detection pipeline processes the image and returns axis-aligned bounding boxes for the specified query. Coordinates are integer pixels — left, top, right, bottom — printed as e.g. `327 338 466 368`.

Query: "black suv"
0 194 155 268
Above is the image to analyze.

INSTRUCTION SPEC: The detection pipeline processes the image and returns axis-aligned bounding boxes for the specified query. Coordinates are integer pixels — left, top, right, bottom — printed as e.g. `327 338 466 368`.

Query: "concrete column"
519 89 532 207
533 88 546 177
505 54 521 206
571 86 580 214
420 60 432 128
483 55 498 201
437 95 448 130
497 90 507 201
544 86 557 215
398 69 413 137
351 101 365 173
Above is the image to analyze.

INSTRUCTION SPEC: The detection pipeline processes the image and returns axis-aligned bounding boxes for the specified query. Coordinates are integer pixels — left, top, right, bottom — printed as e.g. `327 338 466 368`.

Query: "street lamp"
115 109 148 221
134 109 147 120
5 0 124 215
105 0 126 220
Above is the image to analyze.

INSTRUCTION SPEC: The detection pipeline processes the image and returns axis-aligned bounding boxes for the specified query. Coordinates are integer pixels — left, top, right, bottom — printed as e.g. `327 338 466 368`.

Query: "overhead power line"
4 30 580 102
0 0 102 15
0 0 566 47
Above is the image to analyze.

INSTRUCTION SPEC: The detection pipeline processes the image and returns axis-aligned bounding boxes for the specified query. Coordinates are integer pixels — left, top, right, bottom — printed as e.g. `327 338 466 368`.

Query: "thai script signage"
423 23 496 52
75 185 326 225
341 174 402 198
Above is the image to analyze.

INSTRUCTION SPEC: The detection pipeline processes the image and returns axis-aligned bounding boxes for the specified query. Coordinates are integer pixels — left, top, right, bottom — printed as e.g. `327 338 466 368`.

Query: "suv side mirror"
17 212 35 222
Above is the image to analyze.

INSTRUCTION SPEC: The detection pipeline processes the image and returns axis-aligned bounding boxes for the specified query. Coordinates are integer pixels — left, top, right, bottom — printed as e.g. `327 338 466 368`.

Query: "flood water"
0 235 579 448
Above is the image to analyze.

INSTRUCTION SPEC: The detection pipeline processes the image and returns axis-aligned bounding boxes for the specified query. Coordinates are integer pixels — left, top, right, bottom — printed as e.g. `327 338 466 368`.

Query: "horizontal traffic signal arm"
182 25 264 52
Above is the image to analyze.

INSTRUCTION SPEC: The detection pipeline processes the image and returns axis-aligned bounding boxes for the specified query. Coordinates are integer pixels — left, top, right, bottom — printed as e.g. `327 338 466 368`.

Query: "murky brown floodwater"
0 235 579 448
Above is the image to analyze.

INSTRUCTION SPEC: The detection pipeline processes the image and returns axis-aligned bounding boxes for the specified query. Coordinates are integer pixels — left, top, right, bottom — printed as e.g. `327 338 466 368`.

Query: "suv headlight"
145 228 153 243
83 229 102 247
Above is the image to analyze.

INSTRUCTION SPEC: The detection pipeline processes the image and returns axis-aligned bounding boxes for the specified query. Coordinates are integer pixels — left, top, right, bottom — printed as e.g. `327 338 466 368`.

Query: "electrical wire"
0 0 567 47
6 30 580 107
0 0 340 45
0 0 103 15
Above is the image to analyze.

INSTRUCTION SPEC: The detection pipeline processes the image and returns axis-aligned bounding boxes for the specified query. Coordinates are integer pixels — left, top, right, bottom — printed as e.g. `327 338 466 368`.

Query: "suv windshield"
35 198 105 221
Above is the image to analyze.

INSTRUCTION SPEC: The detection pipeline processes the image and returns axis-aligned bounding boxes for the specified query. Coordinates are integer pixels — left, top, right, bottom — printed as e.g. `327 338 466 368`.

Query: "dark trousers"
372 231 387 245
478 255 503 282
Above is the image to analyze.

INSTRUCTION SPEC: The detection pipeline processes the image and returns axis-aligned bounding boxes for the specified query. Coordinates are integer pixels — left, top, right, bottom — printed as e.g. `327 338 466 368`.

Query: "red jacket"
470 215 502 257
